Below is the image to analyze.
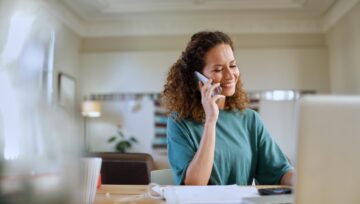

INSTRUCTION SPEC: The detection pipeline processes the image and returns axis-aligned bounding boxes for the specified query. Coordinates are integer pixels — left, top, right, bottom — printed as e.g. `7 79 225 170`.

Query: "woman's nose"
223 67 234 80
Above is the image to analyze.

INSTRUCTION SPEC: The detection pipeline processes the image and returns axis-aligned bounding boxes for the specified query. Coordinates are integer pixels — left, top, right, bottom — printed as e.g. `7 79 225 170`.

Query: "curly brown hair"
161 31 249 122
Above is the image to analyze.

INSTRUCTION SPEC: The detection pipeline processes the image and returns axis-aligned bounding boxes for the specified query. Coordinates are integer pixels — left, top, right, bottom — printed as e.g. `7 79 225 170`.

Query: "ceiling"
50 0 359 37
62 0 337 22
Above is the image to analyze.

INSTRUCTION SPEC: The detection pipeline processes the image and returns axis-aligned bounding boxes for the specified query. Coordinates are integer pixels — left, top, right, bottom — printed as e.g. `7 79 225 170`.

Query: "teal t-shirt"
167 108 293 185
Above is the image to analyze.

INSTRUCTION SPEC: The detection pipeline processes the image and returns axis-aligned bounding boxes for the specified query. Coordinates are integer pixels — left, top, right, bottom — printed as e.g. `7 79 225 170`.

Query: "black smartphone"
258 187 292 196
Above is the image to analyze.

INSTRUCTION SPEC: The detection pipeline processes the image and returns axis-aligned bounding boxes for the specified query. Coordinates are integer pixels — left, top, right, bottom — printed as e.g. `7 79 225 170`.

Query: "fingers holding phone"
198 78 214 98
195 71 222 96
198 79 223 100
196 72 225 123
206 82 221 98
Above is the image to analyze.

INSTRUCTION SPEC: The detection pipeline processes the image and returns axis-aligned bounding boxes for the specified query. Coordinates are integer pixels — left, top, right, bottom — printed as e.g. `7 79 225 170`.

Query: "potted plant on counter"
107 125 137 153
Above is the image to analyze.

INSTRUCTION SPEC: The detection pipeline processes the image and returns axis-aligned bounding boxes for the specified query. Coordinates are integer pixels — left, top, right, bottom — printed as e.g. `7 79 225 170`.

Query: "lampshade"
82 100 101 117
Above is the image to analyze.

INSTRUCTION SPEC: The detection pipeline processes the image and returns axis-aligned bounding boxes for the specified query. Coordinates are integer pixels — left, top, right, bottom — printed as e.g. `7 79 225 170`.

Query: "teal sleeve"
252 111 294 185
167 115 196 185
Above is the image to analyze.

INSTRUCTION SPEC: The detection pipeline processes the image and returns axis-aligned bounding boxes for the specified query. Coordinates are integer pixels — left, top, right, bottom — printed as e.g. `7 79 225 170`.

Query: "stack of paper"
161 185 259 204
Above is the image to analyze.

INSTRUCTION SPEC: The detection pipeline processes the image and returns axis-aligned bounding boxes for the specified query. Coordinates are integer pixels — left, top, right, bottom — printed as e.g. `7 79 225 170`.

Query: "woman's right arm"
184 80 225 185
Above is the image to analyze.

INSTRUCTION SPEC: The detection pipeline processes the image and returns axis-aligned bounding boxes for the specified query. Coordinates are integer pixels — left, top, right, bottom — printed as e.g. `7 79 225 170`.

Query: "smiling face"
201 43 239 97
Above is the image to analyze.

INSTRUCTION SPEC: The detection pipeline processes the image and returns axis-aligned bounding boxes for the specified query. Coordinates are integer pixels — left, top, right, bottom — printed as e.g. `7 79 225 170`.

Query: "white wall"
54 25 81 82
51 24 83 153
326 2 360 94
259 100 299 164
237 48 329 92
80 51 178 95
80 48 329 95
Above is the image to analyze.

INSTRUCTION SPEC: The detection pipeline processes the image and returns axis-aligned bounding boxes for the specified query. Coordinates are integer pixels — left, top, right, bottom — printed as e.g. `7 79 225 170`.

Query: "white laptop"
294 95 360 204
243 95 360 204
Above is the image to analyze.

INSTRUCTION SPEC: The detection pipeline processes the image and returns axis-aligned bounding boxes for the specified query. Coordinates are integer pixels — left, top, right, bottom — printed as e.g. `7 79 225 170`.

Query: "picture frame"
58 72 76 114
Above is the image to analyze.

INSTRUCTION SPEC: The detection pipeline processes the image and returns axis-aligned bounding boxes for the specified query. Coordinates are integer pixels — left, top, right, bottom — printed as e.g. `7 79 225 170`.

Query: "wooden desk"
95 185 164 204
95 185 286 204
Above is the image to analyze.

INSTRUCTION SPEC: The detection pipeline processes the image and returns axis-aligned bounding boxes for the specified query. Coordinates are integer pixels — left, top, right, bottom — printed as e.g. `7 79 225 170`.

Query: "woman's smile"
221 82 235 88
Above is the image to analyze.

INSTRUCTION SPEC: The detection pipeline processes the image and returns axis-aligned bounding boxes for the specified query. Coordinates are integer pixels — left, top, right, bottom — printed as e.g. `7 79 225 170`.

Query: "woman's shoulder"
168 111 193 126
242 108 262 122
230 108 258 118
242 108 257 115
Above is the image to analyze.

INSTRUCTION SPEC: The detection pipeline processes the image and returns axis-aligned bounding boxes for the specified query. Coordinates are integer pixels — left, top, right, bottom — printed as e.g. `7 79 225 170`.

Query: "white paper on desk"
162 185 259 204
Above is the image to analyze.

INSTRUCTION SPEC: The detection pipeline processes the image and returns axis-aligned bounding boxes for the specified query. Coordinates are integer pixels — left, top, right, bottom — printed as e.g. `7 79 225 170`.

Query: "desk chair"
150 168 174 185
90 152 155 184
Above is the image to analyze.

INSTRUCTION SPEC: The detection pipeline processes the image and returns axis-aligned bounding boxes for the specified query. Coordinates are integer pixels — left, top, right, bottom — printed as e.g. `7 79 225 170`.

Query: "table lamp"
82 100 101 151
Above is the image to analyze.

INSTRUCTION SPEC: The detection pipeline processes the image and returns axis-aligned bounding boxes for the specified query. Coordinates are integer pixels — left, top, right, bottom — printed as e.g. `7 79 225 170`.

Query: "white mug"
80 157 102 204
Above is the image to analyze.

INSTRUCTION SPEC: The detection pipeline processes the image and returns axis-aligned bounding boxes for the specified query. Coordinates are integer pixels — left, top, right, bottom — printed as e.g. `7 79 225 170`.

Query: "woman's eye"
230 65 237 68
214 69 223 72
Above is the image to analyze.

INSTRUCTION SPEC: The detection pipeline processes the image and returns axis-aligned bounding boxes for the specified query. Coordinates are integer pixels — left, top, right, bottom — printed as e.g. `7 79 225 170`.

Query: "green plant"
107 126 137 153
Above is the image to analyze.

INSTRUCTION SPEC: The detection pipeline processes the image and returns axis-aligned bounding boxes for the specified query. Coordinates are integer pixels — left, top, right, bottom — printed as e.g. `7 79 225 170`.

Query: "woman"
162 31 294 186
